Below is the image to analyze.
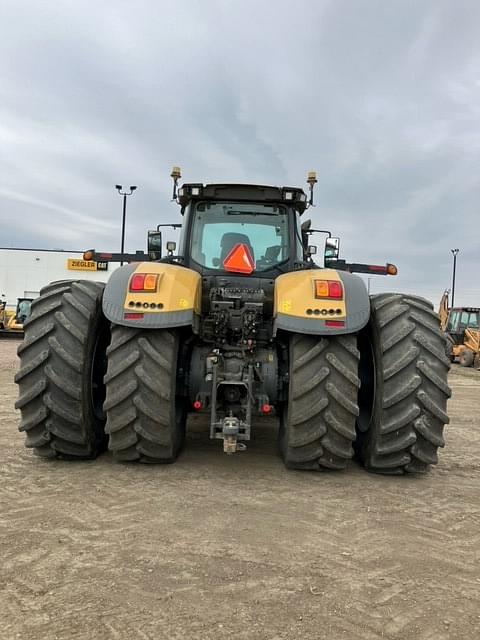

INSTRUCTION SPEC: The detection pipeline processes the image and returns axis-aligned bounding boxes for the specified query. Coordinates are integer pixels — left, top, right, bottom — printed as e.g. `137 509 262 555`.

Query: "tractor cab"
176 183 309 277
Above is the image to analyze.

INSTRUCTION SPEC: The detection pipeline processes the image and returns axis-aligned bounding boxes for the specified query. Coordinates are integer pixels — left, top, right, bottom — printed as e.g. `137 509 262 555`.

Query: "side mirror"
324 237 340 263
147 230 162 260
301 218 312 250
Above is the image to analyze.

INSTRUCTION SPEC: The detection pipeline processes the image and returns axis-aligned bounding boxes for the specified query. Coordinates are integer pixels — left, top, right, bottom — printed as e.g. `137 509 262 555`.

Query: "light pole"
116 185 137 265
450 248 459 307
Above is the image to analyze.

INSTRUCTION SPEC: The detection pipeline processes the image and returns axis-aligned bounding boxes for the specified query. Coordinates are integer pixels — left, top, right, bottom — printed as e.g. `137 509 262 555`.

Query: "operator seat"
219 233 255 264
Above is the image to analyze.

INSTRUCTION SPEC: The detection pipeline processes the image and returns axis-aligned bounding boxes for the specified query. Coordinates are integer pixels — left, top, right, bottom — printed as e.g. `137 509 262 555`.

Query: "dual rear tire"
16 280 184 463
281 294 451 474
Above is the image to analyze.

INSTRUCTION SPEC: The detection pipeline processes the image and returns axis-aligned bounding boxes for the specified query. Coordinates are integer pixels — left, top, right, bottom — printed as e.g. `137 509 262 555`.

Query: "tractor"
15 172 450 473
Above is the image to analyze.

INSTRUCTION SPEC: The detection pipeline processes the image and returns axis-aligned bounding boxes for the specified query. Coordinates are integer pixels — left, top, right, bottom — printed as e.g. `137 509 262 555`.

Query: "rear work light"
129 273 159 292
314 280 343 299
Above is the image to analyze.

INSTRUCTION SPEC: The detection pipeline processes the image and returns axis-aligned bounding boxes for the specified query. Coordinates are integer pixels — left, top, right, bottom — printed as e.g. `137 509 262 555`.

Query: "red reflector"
368 265 387 273
261 404 272 414
130 274 145 291
223 243 255 274
98 253 113 259
328 281 343 298
325 320 345 328
193 400 202 410
124 313 144 320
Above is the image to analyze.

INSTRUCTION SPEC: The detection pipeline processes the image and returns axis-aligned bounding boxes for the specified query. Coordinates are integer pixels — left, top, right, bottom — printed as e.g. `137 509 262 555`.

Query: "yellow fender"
102 262 201 329
274 269 370 335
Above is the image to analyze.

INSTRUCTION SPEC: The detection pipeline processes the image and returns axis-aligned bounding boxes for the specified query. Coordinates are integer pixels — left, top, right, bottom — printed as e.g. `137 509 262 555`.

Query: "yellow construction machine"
439 291 480 369
0 298 33 336
15 171 451 474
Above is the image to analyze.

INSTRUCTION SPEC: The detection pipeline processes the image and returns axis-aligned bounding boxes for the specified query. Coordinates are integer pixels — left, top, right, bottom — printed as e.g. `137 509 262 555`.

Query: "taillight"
129 273 158 292
314 280 343 299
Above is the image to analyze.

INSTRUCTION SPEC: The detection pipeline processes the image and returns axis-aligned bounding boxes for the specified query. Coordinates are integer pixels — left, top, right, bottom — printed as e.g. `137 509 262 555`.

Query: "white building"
0 248 119 310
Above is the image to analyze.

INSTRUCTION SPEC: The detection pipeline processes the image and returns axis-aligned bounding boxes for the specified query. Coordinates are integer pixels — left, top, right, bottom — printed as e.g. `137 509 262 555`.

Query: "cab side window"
468 312 479 329
447 311 459 332
459 311 470 329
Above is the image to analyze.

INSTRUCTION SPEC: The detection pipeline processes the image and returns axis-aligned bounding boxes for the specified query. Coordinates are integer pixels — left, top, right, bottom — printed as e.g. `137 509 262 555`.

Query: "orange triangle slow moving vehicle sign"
223 243 255 274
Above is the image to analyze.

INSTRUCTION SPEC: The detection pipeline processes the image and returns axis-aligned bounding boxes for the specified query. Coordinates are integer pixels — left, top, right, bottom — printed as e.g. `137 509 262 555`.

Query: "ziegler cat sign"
67 259 108 272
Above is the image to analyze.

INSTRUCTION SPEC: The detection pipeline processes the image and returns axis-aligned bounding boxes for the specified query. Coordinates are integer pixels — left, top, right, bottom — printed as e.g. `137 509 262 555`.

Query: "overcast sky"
0 0 478 305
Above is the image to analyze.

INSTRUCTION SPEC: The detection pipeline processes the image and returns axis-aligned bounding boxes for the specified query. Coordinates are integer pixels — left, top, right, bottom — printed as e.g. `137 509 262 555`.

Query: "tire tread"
282 334 360 470
358 293 451 474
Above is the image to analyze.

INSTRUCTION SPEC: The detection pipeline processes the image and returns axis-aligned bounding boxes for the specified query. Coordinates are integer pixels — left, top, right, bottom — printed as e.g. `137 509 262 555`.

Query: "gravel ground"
1 337 479 640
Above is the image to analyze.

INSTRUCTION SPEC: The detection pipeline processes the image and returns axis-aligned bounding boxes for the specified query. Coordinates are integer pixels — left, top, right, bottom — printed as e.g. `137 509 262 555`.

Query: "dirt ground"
1 338 479 640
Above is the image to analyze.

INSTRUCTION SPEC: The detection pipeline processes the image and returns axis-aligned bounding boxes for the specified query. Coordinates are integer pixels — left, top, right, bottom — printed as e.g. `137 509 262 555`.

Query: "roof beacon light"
171 166 182 200
307 170 317 206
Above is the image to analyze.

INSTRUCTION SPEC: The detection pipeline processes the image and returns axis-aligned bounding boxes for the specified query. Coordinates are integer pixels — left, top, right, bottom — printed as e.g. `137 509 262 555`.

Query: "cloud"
0 0 478 305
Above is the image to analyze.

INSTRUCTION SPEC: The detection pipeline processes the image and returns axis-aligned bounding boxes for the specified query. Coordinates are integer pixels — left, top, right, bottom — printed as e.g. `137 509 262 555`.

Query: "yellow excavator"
439 291 480 368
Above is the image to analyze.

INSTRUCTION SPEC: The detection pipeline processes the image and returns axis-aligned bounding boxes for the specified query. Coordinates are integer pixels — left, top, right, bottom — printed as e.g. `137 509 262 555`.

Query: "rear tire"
15 280 109 458
280 333 360 470
445 336 455 363
459 349 474 367
105 325 186 463
356 294 451 474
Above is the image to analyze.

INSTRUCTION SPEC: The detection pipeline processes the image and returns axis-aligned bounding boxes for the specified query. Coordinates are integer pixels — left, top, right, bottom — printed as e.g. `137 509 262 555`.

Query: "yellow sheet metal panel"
67 258 97 271
464 329 480 353
274 269 347 319
124 262 201 314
